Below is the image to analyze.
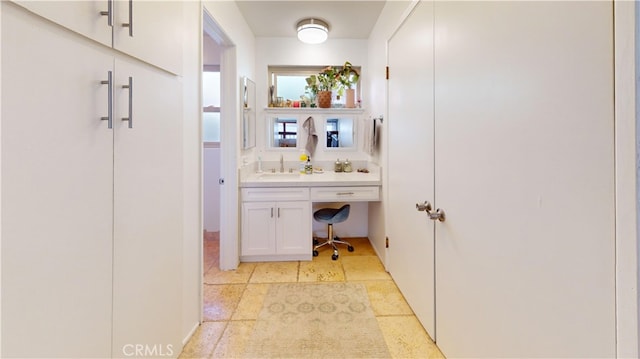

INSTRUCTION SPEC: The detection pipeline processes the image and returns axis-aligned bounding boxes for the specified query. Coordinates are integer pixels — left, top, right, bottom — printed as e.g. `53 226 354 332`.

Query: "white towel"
303 116 318 157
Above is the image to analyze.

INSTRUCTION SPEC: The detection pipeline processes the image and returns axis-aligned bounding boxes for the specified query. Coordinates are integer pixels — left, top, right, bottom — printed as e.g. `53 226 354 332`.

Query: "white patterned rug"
243 282 391 358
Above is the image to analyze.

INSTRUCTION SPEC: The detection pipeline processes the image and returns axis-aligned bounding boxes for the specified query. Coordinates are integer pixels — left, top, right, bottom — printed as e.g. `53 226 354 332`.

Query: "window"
269 66 360 107
203 66 220 143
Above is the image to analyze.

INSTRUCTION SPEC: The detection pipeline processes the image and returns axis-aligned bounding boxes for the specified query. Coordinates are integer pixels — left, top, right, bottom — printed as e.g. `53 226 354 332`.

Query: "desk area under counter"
239 167 381 262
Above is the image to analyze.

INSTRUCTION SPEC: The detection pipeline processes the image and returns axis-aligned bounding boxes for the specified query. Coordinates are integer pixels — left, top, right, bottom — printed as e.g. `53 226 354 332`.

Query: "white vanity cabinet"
241 188 311 261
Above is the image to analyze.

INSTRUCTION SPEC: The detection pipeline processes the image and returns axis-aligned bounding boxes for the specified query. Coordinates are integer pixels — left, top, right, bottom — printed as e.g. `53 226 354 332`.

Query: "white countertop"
240 169 381 188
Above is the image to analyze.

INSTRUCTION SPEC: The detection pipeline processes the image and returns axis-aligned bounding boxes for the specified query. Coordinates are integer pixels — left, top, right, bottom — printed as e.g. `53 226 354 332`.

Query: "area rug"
242 282 391 358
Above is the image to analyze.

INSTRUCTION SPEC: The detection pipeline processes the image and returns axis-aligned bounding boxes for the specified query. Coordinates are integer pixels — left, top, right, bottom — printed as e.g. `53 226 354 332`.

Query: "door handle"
121 0 133 37
121 77 133 128
100 71 113 129
416 201 446 222
100 0 113 27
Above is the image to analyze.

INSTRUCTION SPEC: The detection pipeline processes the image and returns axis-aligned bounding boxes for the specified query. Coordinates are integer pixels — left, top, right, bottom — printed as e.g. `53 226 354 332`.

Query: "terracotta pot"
345 89 356 108
317 91 332 108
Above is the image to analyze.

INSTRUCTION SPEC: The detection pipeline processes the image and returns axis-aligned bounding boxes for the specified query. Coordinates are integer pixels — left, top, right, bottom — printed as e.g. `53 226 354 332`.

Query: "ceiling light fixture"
296 18 329 44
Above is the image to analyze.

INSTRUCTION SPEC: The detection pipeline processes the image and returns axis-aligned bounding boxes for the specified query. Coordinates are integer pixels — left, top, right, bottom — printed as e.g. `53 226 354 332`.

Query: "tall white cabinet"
1 2 183 357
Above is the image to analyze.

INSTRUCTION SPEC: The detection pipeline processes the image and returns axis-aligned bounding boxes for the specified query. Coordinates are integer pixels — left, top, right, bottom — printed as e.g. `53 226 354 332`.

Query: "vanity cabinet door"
242 202 277 256
275 201 311 256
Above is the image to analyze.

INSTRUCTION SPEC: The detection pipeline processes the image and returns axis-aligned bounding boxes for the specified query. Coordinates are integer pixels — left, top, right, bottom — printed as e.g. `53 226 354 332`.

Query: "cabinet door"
113 0 182 75
111 57 182 355
242 202 277 256
12 0 112 47
1 4 113 357
276 201 311 255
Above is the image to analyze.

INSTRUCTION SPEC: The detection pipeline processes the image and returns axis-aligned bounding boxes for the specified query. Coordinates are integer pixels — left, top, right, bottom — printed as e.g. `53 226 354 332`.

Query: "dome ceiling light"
296 18 329 44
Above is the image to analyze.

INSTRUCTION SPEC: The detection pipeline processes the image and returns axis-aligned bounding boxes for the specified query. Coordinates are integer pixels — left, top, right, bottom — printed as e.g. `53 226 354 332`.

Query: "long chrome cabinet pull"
121 0 133 37
271 208 274 218
100 71 113 129
121 77 133 128
337 192 355 195
99 0 113 27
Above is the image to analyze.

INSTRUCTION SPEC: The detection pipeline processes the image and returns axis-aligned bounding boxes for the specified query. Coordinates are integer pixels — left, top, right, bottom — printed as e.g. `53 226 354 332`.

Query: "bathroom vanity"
239 168 381 261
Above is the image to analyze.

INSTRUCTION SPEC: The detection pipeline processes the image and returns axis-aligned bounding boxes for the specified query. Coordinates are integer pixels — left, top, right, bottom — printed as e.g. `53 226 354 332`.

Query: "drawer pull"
337 192 355 195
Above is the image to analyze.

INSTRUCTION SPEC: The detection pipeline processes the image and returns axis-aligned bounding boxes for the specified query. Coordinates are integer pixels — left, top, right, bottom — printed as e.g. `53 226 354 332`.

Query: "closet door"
113 0 183 75
387 1 436 337
12 0 112 47
1 3 114 357
434 2 615 357
111 58 182 355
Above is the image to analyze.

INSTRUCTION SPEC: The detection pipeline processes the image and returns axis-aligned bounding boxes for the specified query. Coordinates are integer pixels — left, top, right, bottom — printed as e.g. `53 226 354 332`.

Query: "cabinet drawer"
242 187 310 202
310 186 380 202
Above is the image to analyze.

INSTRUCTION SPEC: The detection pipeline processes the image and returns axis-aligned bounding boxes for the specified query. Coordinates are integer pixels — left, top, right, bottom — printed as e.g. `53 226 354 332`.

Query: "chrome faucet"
280 154 284 173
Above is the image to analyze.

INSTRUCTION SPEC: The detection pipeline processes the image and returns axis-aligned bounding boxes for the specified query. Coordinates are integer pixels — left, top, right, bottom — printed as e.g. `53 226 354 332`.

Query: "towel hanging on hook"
303 116 318 157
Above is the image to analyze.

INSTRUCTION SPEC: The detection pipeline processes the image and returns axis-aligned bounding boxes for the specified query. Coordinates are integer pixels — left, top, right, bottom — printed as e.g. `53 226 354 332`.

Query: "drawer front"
310 186 380 202
242 187 310 202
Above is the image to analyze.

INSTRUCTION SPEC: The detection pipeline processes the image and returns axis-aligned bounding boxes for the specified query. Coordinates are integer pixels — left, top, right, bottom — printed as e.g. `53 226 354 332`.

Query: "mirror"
325 117 355 148
242 77 256 149
270 117 298 148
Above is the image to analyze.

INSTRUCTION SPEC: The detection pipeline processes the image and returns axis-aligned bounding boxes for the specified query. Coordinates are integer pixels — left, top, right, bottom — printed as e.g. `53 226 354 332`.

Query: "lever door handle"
416 201 445 222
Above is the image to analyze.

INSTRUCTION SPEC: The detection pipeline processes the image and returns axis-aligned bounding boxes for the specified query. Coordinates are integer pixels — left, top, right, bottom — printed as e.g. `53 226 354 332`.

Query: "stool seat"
313 204 353 260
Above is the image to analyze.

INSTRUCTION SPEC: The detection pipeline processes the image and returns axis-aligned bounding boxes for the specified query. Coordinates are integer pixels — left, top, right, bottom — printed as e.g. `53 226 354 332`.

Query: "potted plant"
338 61 359 108
305 66 340 108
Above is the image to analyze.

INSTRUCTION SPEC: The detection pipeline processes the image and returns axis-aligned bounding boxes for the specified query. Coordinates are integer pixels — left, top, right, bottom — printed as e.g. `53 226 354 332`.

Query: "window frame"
268 65 361 106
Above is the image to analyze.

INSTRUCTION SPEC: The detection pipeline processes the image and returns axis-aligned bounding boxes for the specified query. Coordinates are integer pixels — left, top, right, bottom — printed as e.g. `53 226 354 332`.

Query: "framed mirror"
270 116 298 148
242 77 256 149
325 117 355 149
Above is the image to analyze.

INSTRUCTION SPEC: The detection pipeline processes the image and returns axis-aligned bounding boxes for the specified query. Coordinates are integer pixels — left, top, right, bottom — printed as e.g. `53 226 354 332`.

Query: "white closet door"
434 2 615 357
12 0 112 47
113 0 183 75
387 1 436 338
1 4 113 357
111 57 182 356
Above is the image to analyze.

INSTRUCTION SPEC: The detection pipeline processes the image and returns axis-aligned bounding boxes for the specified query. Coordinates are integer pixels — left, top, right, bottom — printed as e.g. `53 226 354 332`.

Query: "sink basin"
257 172 301 179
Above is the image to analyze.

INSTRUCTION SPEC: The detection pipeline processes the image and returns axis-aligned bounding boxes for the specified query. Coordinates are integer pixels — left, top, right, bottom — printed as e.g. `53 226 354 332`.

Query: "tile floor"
179 233 445 358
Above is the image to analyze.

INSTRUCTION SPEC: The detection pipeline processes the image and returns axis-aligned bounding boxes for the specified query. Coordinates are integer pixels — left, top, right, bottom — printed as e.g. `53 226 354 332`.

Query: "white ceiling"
235 1 387 39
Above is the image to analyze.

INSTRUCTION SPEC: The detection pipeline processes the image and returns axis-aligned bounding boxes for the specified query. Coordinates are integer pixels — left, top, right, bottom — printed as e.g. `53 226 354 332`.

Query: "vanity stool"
312 204 353 260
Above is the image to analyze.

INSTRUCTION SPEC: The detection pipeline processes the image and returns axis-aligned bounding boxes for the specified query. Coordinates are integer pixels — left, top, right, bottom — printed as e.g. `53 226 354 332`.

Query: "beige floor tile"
231 283 270 320
377 316 444 359
178 322 226 358
365 281 414 316
342 256 391 281
299 257 346 282
210 320 256 358
203 284 245 321
249 262 299 283
204 262 256 285
340 237 377 256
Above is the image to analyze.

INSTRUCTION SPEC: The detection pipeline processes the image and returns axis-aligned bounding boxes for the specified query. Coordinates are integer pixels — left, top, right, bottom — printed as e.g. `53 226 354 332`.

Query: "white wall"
365 1 415 264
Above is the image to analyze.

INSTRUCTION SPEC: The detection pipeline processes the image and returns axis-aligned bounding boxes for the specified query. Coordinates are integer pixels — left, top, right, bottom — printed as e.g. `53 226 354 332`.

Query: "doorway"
202 31 222 271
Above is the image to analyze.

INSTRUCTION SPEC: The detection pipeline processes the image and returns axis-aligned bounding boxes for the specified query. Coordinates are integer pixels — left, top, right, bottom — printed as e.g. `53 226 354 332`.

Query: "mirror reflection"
271 117 298 148
242 77 256 149
325 118 354 148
